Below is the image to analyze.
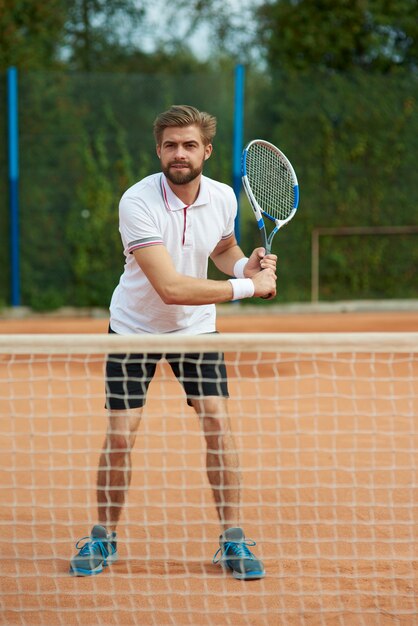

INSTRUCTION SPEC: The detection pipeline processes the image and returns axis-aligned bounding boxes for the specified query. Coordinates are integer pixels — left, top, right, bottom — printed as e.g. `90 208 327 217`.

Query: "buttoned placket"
160 174 210 248
181 204 191 247
161 175 193 248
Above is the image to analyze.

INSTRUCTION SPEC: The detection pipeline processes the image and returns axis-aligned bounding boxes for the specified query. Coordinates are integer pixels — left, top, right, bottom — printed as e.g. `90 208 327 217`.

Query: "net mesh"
244 142 296 221
1 332 417 626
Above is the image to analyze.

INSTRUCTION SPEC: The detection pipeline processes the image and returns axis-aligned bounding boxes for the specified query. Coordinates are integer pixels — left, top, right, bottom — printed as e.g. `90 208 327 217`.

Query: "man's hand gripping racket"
241 139 299 298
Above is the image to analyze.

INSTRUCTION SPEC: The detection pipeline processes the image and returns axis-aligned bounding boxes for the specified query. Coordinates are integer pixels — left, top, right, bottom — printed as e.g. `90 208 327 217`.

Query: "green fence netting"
1 68 417 309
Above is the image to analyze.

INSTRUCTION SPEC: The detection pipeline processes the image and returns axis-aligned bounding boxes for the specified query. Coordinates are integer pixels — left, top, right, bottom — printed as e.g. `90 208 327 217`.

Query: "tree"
62 0 146 70
135 0 263 65
0 0 66 70
256 0 418 73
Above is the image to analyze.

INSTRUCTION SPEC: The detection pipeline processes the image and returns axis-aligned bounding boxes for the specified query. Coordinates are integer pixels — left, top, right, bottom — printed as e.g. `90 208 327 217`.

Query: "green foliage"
66 108 133 306
1 1 418 308
257 0 418 72
1 65 417 309
16 72 83 310
0 77 8 302
2 67 235 310
244 67 418 302
320 234 418 300
63 0 147 71
0 0 66 70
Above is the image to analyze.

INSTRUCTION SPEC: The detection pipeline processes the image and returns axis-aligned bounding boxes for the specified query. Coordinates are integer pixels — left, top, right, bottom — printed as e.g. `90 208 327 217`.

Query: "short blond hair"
153 105 217 146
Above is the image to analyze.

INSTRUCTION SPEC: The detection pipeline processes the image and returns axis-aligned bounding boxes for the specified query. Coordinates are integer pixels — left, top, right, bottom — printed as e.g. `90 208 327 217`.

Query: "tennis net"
1 332 417 626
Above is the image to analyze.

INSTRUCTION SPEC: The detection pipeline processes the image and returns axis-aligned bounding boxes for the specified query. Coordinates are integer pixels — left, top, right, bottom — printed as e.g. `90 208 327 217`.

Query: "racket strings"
246 144 295 221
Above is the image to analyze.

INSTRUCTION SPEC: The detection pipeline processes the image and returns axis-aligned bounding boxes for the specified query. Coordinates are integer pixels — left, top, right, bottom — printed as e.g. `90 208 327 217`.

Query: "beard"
162 161 203 185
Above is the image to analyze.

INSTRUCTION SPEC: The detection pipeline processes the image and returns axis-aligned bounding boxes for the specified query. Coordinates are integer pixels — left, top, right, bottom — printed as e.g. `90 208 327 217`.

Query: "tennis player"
70 105 276 580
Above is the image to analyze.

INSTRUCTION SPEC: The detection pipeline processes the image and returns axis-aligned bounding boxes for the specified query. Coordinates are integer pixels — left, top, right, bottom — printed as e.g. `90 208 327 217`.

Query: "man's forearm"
157 274 236 305
211 244 246 276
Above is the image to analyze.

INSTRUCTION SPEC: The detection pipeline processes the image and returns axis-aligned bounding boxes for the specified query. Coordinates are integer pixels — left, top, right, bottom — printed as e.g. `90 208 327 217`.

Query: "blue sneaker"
69 525 118 576
213 527 265 580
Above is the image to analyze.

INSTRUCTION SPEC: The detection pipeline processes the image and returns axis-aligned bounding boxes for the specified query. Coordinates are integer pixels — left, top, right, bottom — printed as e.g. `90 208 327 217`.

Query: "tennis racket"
241 139 299 254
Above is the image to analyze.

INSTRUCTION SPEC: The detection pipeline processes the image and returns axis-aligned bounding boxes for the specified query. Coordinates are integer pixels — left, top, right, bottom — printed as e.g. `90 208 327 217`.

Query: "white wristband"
233 257 249 278
228 278 255 300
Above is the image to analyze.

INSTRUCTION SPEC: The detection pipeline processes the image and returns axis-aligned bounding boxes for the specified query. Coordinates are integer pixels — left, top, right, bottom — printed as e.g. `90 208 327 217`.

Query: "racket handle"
260 257 273 299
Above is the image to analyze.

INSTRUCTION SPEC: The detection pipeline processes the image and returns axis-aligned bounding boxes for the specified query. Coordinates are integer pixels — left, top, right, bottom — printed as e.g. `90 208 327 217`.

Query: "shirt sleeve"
119 195 163 254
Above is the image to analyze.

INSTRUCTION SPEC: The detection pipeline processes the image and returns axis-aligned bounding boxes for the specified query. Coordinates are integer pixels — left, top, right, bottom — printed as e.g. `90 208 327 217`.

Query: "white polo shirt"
109 173 237 335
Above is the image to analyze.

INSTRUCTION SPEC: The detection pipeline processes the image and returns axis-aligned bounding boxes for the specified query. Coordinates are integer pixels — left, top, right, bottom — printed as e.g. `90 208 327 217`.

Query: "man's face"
157 125 212 185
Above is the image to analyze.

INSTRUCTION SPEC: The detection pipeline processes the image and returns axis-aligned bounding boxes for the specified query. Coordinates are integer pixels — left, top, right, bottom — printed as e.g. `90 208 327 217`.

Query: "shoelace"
75 536 109 557
213 539 257 564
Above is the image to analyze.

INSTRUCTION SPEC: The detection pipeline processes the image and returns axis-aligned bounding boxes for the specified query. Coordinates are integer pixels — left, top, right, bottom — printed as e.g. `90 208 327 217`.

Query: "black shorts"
105 327 229 410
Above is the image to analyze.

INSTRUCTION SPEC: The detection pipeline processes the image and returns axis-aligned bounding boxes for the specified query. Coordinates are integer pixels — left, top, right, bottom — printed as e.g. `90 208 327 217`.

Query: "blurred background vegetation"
0 0 417 310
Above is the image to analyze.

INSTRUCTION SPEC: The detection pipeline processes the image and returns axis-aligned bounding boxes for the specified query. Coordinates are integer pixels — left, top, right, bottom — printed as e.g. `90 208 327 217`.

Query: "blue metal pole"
232 64 245 244
7 67 20 306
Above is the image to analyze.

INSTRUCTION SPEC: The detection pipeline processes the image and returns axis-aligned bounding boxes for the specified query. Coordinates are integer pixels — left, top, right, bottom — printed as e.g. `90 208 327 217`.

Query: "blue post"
232 64 245 244
7 67 20 306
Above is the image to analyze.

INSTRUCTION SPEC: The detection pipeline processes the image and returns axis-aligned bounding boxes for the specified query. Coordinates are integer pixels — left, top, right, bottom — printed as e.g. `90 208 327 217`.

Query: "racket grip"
260 264 273 299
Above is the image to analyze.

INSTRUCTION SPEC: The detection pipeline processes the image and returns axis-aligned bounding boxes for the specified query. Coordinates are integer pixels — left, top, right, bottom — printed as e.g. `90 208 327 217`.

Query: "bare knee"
106 432 131 454
201 413 233 451
202 416 230 444
195 399 228 435
192 397 228 421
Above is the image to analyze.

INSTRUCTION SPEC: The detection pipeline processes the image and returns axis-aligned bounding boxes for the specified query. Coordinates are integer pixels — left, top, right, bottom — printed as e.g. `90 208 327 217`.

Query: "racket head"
241 139 299 228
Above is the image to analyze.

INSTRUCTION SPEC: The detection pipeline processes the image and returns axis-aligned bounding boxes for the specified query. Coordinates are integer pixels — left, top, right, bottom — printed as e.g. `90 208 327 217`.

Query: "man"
70 105 277 580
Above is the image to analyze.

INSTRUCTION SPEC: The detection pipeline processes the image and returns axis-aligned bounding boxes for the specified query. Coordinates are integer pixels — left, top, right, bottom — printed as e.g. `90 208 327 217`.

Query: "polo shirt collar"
161 174 210 211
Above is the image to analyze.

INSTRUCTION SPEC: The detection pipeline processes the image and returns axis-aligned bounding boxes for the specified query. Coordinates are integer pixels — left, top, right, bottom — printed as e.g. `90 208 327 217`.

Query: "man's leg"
69 407 142 576
97 407 143 531
190 396 241 530
191 396 266 580
70 341 155 576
